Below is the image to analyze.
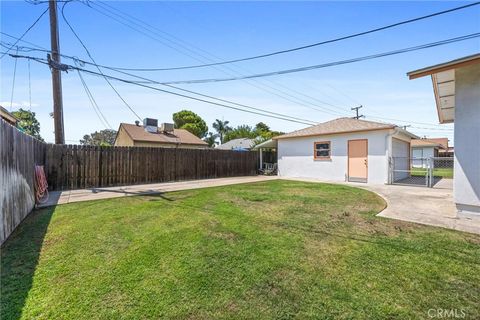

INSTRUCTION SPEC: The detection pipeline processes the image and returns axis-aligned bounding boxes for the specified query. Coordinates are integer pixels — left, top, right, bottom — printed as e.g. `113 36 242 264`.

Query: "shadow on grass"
1 206 55 320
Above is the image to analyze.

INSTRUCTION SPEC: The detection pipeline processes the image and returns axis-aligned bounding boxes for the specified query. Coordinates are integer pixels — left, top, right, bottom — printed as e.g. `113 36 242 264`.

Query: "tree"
172 110 208 138
12 108 43 141
223 125 256 143
254 122 270 135
212 119 232 144
80 129 117 146
203 132 218 147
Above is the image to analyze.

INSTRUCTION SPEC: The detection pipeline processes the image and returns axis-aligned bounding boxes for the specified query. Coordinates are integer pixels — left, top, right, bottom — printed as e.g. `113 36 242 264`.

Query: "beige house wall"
114 127 135 146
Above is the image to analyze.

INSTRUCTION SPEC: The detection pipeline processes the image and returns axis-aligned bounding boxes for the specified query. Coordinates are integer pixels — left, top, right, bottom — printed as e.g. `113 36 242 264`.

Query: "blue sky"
1 1 479 144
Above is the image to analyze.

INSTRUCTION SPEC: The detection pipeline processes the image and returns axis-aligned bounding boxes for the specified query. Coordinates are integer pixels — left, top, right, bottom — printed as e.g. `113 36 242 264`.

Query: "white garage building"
275 117 417 184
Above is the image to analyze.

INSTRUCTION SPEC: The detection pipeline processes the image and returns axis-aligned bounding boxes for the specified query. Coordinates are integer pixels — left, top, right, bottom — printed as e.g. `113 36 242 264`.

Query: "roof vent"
159 122 174 133
143 118 158 133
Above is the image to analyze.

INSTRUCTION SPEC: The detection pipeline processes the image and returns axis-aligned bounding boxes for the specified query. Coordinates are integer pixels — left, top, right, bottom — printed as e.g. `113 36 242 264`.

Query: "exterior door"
348 139 368 183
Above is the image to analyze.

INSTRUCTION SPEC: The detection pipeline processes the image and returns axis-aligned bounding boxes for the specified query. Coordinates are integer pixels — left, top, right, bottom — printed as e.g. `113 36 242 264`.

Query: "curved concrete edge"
281 177 480 235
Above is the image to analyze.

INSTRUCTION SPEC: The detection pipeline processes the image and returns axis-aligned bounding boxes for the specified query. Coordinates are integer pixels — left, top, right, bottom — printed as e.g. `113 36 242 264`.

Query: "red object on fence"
34 165 49 204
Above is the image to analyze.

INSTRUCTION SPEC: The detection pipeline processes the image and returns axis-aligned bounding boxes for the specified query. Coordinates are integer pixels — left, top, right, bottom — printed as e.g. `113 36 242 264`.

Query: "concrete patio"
39 176 278 208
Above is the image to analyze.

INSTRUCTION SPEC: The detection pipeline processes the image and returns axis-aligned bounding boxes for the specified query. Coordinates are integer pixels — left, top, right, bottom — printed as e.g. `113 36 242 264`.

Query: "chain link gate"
389 157 454 188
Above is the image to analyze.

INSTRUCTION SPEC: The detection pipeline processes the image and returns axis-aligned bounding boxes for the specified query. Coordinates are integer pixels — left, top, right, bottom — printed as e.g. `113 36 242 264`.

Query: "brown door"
348 139 368 183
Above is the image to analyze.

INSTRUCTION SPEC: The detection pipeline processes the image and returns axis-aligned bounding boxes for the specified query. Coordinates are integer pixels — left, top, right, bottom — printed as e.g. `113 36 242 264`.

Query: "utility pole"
48 0 65 144
351 105 364 119
402 125 411 130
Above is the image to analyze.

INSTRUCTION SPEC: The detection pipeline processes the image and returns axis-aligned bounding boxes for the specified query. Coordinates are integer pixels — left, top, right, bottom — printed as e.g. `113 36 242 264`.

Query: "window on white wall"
314 141 331 159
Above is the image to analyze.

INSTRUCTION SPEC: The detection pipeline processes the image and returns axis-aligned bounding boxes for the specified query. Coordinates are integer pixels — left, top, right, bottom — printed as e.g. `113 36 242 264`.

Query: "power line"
158 33 480 84
5 45 322 123
28 59 32 110
81 1 480 71
0 32 48 50
3 50 456 130
5 52 318 125
60 2 143 121
9 48 19 111
4 51 457 133
75 67 112 129
0 7 48 59
93 66 319 124
81 0 352 117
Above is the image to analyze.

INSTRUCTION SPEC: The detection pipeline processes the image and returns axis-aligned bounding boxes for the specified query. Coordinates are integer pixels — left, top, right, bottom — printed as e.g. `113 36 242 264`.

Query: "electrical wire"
89 0 353 115
75 67 112 129
28 59 32 110
9 48 19 111
0 7 48 59
158 33 480 84
82 1 352 117
2 49 457 131
3 52 318 125
85 1 480 70
60 2 143 121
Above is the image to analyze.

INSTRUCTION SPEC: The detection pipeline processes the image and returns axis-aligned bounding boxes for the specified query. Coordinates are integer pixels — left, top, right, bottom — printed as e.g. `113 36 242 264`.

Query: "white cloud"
0 101 40 108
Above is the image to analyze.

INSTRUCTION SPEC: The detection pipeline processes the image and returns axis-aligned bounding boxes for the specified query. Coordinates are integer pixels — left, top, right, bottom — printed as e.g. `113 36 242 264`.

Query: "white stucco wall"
454 64 480 215
277 129 393 184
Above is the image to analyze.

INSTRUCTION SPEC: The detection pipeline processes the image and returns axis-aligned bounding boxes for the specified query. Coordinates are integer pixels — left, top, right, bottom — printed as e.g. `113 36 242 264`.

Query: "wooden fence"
1 120 46 243
1 120 259 243
45 145 259 191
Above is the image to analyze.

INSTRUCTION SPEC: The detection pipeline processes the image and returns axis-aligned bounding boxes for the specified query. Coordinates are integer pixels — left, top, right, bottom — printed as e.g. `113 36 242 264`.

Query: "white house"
408 53 480 216
216 138 255 151
411 139 441 168
274 117 417 184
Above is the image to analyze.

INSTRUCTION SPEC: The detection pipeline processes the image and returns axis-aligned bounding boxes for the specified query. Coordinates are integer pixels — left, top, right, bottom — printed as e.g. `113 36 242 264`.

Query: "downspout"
386 127 399 184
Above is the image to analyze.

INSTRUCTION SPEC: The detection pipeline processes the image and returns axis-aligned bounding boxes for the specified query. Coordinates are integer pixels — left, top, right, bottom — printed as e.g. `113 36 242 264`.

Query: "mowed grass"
411 167 454 178
2 180 479 319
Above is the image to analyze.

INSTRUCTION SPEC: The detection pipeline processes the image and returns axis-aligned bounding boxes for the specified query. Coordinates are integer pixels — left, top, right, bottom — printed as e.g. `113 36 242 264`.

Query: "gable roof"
216 138 255 150
274 117 396 140
118 123 208 146
426 138 449 150
411 139 441 148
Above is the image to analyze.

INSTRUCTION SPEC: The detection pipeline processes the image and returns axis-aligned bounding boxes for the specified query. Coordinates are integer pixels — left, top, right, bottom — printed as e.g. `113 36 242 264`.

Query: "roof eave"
407 53 480 80
274 126 395 140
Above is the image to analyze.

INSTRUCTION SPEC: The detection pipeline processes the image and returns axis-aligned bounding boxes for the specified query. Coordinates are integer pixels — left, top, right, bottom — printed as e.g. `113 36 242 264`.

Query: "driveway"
285 177 480 235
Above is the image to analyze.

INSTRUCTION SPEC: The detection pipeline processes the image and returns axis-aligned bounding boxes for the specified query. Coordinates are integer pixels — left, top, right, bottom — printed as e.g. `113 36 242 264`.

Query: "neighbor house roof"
119 123 208 146
426 137 449 150
274 117 396 140
411 139 441 148
407 53 480 124
216 138 255 150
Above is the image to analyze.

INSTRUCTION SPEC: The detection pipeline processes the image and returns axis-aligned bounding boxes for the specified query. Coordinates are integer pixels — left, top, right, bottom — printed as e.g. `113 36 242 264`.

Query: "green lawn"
411 167 454 178
2 180 479 319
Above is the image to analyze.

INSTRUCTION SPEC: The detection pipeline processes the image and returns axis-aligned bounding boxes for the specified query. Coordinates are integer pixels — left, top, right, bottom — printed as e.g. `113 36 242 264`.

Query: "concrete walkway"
39 176 277 208
285 177 480 235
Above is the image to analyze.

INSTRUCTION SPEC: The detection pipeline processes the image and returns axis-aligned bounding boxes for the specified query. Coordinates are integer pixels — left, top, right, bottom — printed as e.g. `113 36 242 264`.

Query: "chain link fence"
389 157 454 188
